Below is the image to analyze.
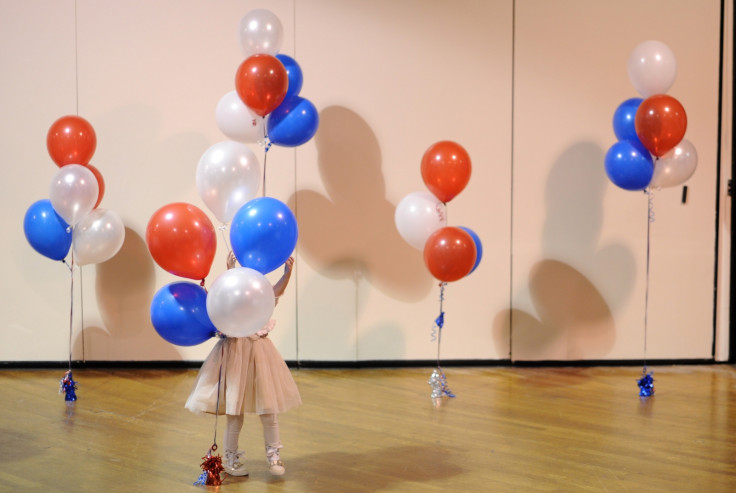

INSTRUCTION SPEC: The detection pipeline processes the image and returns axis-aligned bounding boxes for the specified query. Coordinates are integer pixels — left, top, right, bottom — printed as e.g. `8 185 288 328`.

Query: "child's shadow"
227 445 464 491
288 106 433 303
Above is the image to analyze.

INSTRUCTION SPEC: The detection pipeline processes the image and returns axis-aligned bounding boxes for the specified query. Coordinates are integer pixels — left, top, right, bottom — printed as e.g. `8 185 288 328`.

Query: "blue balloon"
459 226 483 274
612 97 643 143
23 199 72 261
150 282 216 346
604 141 654 191
276 54 303 99
267 96 320 147
230 197 298 274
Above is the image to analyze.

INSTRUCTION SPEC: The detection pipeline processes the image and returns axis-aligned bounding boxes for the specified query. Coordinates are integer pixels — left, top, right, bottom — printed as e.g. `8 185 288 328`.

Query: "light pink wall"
0 0 728 362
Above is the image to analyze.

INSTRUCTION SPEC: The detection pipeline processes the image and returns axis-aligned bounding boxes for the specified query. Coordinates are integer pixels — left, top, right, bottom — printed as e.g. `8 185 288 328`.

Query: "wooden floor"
0 365 734 492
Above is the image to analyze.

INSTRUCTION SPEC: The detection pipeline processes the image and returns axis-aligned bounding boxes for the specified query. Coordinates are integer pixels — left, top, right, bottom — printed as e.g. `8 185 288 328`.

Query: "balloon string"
80 265 85 362
643 188 655 369
68 246 75 371
74 0 79 116
429 283 455 402
217 224 231 256
435 282 447 368
263 149 268 197
262 116 271 198
211 340 226 449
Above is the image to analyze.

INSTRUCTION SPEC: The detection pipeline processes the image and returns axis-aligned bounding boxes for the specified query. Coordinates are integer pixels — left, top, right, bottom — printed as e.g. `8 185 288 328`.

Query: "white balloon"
49 164 99 226
206 267 275 337
627 40 677 97
196 141 261 223
650 139 698 189
239 9 283 57
215 90 265 143
394 191 447 250
73 208 125 265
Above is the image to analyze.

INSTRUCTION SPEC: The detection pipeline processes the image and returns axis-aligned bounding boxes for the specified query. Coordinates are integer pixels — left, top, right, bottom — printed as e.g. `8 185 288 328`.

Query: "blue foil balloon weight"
637 370 655 397
267 96 320 147
150 282 217 346
230 197 298 274
275 53 303 99
23 199 72 261
604 140 653 191
59 370 77 401
194 471 208 487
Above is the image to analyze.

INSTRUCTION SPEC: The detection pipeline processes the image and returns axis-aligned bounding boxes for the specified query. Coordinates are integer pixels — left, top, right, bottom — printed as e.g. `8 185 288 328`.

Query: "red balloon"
146 203 217 281
635 95 687 157
420 141 472 203
235 54 289 117
87 163 105 209
423 226 476 282
47 115 97 166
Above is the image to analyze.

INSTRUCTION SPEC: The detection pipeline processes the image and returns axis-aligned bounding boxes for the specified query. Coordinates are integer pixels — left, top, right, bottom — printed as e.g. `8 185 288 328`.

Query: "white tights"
224 413 281 452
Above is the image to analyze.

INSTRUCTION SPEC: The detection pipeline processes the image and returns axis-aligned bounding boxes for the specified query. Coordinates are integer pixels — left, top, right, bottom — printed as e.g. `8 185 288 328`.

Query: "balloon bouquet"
395 141 483 407
23 115 126 401
604 40 696 397
144 9 313 486
228 8 319 194
147 7 314 351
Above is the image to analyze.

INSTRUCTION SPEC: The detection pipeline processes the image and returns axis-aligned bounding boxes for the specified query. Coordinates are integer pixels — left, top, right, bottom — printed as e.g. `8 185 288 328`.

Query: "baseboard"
0 357 724 370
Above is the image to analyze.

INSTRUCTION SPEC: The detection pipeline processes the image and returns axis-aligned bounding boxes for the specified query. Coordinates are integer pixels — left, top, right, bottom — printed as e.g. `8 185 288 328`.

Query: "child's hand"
284 257 294 274
227 251 238 270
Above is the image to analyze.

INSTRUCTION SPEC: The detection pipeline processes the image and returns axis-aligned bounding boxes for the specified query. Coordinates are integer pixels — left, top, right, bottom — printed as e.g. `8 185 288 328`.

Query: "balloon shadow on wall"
93 103 212 206
494 142 636 361
359 318 408 361
541 143 637 313
69 103 212 360
288 106 430 356
74 227 181 359
287 106 434 303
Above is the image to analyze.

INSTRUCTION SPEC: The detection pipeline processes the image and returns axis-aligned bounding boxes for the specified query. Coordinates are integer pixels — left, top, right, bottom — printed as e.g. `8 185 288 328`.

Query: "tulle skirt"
185 329 301 416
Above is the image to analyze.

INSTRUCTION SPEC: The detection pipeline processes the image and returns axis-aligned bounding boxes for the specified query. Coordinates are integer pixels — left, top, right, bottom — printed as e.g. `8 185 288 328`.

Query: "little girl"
186 253 301 477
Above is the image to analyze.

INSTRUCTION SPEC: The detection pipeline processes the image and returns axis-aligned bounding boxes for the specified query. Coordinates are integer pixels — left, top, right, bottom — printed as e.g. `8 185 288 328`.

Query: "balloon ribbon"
639 188 655 396
194 338 225 485
429 283 455 405
261 116 272 197
61 247 78 401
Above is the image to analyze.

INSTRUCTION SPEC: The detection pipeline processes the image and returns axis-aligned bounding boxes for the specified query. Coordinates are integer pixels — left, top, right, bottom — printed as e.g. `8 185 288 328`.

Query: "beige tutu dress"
185 320 301 416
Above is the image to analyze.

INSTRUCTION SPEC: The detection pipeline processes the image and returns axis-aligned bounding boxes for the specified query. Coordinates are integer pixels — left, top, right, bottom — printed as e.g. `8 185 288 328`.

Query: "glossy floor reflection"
1 365 734 492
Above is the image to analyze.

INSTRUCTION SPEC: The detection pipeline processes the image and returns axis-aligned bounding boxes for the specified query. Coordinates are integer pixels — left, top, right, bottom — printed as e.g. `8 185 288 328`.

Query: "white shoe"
266 446 285 476
223 449 248 476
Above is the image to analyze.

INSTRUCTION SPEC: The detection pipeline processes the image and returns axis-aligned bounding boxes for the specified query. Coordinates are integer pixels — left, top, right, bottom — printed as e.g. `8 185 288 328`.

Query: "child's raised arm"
273 257 294 299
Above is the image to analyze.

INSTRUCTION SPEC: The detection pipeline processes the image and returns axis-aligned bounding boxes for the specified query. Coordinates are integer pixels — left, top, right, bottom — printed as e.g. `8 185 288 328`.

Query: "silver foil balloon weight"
428 368 455 408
